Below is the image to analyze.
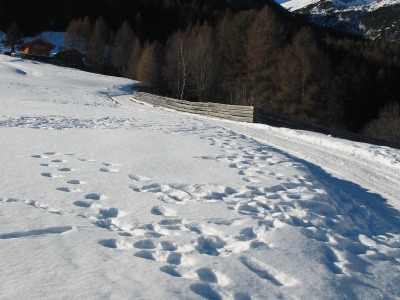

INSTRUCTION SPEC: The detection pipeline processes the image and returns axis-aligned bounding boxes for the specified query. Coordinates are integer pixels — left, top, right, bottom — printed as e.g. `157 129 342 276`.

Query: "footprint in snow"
100 166 120 173
166 252 182 265
134 250 155 260
98 238 132 250
160 265 182 277
51 159 66 163
133 239 157 250
84 193 106 201
58 167 75 172
99 162 123 173
56 187 82 193
190 283 222 300
151 205 177 217
41 172 63 178
98 239 118 249
67 180 86 185
196 268 218 284
160 241 178 251
324 246 346 275
79 158 97 162
40 163 59 167
73 200 92 208
31 154 48 159
129 174 151 182
98 207 119 219
32 152 60 159
43 152 59 156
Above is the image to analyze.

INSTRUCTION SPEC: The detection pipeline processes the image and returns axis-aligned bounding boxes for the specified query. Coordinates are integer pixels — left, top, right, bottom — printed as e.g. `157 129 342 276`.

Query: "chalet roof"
20 37 56 49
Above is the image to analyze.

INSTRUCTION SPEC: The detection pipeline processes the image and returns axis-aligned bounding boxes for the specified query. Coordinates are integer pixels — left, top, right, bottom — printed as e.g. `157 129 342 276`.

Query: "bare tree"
164 23 219 101
64 16 91 53
164 29 190 99
364 101 400 143
186 23 219 102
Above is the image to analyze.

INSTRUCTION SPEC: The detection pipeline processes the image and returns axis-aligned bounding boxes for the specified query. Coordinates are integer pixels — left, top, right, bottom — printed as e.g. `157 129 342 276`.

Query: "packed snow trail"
1 55 399 299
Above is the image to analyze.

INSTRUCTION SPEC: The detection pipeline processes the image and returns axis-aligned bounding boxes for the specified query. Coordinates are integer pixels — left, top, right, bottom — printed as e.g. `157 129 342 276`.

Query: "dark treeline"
0 0 274 40
125 6 399 136
1 0 399 141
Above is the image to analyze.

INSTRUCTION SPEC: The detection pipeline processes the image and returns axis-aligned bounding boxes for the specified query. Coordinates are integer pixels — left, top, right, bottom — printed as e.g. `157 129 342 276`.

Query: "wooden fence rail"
131 92 400 149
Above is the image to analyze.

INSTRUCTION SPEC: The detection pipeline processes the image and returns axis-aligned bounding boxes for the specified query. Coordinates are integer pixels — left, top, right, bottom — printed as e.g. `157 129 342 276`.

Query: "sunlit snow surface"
277 0 400 11
1 54 399 299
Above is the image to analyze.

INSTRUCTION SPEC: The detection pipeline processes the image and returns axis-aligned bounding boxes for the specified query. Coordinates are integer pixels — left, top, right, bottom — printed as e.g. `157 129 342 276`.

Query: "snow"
1 53 400 299
276 0 321 11
277 0 400 11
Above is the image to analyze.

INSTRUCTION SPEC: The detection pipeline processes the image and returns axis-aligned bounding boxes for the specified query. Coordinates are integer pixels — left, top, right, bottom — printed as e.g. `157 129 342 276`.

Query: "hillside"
277 0 400 41
1 54 400 299
2 0 400 141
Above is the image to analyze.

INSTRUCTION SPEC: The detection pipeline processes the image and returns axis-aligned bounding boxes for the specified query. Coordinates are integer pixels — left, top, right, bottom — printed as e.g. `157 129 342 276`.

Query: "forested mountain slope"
277 0 400 41
1 0 399 143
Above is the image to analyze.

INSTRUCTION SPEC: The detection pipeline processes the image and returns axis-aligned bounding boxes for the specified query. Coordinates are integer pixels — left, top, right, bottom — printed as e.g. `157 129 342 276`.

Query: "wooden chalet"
19 37 55 57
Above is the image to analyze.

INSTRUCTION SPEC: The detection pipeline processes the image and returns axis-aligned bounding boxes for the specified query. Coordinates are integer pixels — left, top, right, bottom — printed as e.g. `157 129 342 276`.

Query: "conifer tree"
246 7 286 107
137 41 162 87
273 27 333 124
1 23 23 53
64 18 82 50
126 38 142 80
217 10 257 105
112 21 135 77
86 16 109 71
80 16 92 53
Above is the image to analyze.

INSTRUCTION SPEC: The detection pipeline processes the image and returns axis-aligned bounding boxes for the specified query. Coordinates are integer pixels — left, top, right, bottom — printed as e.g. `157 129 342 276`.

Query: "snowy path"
219 121 400 205
0 55 399 299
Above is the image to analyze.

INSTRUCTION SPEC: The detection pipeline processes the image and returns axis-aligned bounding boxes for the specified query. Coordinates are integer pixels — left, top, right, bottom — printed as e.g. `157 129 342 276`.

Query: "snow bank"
1 54 399 299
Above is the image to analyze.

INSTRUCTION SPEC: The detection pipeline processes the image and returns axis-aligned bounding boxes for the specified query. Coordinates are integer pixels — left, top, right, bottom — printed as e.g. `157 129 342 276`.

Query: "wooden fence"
131 92 400 149
132 92 254 123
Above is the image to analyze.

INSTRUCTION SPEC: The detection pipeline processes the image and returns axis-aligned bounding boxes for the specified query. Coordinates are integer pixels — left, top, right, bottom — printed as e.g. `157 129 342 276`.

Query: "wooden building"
53 49 84 67
19 38 55 56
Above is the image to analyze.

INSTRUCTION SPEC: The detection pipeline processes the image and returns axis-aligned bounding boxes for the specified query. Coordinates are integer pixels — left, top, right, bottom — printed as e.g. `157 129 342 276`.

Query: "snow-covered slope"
1 54 399 299
279 0 398 11
277 0 400 41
